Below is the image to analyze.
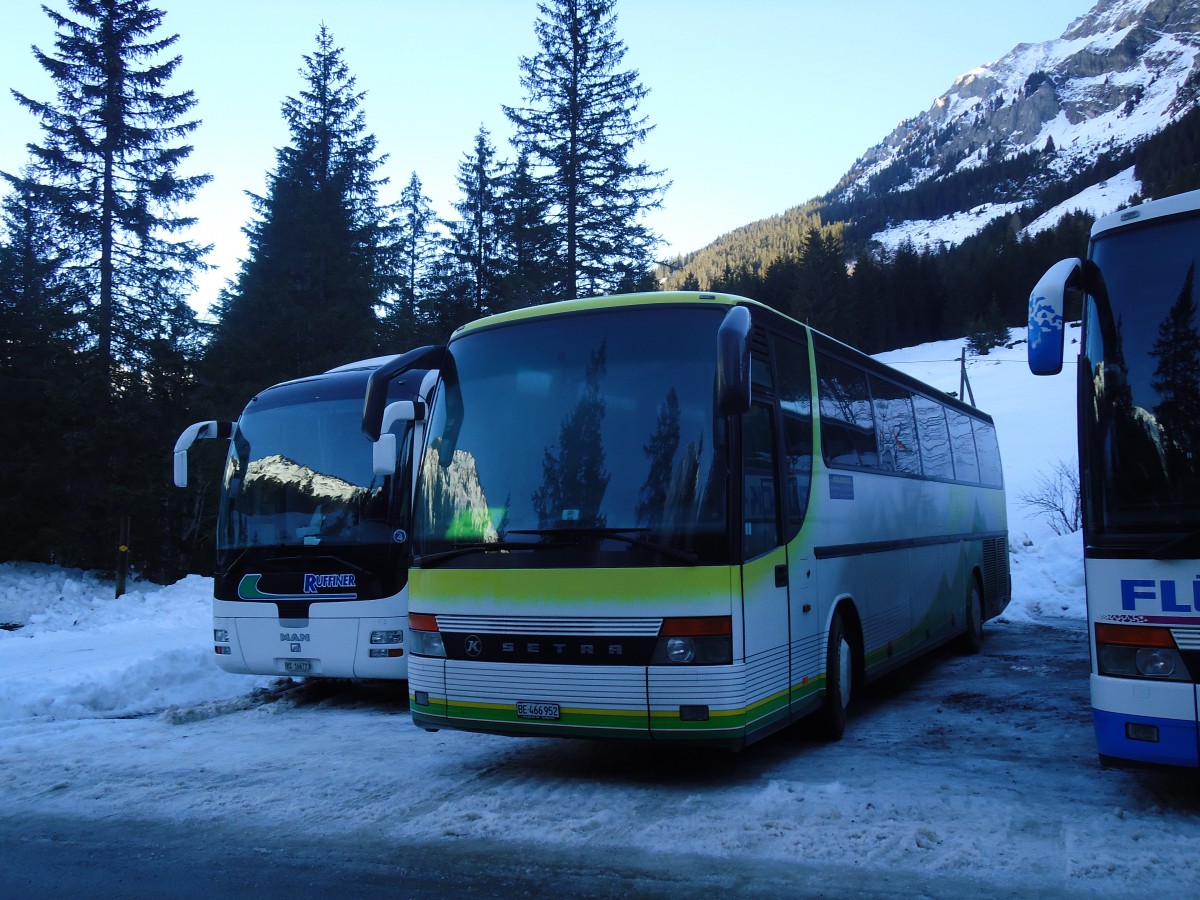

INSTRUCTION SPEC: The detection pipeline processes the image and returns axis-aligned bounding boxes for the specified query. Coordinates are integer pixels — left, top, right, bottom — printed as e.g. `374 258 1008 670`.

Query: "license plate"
283 659 313 674
516 700 560 720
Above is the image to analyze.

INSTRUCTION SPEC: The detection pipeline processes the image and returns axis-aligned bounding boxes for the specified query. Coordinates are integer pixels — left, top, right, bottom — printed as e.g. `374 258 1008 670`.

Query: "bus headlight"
1135 648 1178 678
667 637 695 663
213 628 230 643
370 630 405 645
410 631 446 657
408 613 446 658
651 616 732 665
1095 623 1190 681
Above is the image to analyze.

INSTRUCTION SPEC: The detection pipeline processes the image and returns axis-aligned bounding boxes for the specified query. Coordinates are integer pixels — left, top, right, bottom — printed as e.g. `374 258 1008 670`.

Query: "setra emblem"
464 635 483 657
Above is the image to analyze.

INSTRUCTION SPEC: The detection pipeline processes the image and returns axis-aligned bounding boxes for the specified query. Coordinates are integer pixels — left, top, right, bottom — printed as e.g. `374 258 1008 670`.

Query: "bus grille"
433 614 663 636
1172 628 1200 650
982 536 1011 605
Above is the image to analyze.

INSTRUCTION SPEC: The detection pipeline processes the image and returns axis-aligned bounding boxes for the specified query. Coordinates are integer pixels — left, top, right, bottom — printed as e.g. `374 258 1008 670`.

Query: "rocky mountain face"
833 0 1199 208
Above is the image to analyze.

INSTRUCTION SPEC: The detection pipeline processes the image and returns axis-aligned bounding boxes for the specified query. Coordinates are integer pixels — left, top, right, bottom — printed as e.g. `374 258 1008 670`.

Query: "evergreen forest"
659 104 1200 355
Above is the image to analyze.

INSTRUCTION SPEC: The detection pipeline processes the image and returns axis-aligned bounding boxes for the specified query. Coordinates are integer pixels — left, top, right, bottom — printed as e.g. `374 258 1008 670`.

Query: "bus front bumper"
1091 674 1199 768
408 656 783 745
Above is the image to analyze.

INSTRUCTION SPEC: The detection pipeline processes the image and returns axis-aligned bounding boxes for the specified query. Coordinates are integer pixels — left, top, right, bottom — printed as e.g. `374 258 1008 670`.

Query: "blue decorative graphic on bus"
237 573 357 601
303 573 357 594
1028 296 1063 348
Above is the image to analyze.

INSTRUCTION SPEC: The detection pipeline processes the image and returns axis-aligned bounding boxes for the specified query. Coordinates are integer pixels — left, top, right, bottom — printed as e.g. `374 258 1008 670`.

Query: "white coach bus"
368 292 1010 746
174 349 438 680
1029 189 1200 767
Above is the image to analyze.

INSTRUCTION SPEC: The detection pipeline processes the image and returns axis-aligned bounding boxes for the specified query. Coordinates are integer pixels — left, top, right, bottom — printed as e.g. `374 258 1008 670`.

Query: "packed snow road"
2 617 1199 898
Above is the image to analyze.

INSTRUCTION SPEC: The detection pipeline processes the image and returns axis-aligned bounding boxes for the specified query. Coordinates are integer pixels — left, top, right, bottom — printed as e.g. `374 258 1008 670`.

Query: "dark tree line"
665 208 1096 357
1 0 208 576
0 0 665 580
664 101 1200 356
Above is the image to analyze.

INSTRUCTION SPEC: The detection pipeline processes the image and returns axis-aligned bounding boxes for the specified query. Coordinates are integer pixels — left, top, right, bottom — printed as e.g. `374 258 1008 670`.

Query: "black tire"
815 611 853 742
956 578 984 655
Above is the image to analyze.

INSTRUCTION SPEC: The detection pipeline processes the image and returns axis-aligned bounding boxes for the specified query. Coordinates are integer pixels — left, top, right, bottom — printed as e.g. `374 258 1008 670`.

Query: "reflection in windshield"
533 341 611 529
1085 216 1200 536
415 306 730 566
220 398 400 550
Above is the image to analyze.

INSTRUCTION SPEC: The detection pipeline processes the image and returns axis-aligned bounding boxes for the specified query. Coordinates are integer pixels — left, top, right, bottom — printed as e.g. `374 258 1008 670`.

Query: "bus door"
741 398 792 733
775 333 819 713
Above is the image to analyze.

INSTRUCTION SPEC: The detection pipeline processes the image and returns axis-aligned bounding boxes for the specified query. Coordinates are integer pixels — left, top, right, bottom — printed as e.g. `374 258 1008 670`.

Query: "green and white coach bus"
365 292 1010 747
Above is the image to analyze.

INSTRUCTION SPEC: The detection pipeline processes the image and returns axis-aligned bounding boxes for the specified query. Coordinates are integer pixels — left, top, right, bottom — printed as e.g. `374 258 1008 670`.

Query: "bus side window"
817 353 877 468
782 414 812 533
774 334 813 539
913 395 955 479
946 408 980 482
869 376 920 475
973 420 1003 487
743 403 781 560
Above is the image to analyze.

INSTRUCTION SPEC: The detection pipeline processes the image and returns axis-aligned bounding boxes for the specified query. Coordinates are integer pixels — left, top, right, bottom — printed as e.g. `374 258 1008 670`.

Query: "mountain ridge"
662 0 1200 288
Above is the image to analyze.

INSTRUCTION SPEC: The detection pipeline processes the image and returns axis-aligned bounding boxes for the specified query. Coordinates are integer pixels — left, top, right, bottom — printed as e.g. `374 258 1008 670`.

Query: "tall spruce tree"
445 127 507 321
504 0 667 299
0 179 88 563
203 26 390 410
500 149 558 307
7 0 209 394
380 171 439 346
5 0 209 576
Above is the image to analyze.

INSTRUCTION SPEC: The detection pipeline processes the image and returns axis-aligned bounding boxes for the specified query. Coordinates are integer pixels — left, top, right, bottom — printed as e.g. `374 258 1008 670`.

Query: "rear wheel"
956 578 984 655
815 611 853 741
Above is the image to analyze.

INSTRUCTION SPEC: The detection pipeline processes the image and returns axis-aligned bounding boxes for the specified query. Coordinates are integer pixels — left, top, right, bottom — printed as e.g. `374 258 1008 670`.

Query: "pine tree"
5 0 208 575
442 127 507 322
499 149 557 307
0 179 88 562
203 25 389 409
7 0 209 394
504 0 667 299
796 227 851 336
380 171 440 346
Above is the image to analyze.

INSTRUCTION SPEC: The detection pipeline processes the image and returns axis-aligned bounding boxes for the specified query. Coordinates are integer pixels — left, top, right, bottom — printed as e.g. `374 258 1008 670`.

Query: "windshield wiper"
415 539 569 566
506 527 698 565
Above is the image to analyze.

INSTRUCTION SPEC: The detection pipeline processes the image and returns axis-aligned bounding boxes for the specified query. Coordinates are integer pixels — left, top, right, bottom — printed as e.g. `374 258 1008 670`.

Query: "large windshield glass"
416 305 730 566
1084 213 1200 537
219 395 405 552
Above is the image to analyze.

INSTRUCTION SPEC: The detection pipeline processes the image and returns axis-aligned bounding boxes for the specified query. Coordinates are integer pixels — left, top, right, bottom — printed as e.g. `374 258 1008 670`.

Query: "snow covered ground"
3 327 1199 896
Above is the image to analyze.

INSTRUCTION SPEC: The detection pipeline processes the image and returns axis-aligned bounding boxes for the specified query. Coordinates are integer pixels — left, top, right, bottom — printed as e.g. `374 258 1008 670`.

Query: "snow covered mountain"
838 0 1200 249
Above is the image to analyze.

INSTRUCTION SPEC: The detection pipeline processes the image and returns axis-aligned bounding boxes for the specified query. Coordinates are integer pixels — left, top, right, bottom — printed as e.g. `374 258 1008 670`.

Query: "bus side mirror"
717 305 752 416
1028 258 1082 376
372 400 425 477
173 420 233 488
372 434 398 478
362 345 444 441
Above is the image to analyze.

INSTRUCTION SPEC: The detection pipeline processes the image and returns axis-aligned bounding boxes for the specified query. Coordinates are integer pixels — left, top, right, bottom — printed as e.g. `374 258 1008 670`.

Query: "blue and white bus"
1029 189 1200 767
366 292 1011 747
174 350 437 680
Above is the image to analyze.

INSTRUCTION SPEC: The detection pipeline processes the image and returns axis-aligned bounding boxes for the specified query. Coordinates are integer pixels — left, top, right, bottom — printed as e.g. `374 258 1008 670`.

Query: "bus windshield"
416 305 731 566
220 395 402 552
1085 214 1200 537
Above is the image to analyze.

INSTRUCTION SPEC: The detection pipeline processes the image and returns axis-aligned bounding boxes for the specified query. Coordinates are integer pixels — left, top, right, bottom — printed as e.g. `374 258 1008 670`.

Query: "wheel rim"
837 636 852 709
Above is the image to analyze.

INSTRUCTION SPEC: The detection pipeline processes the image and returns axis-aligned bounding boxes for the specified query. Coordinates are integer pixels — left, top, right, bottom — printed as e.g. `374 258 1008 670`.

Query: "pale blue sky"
1 0 1093 314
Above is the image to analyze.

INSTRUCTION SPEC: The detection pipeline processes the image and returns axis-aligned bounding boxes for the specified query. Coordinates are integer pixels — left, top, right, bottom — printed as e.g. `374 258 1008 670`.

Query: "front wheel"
815 611 853 742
